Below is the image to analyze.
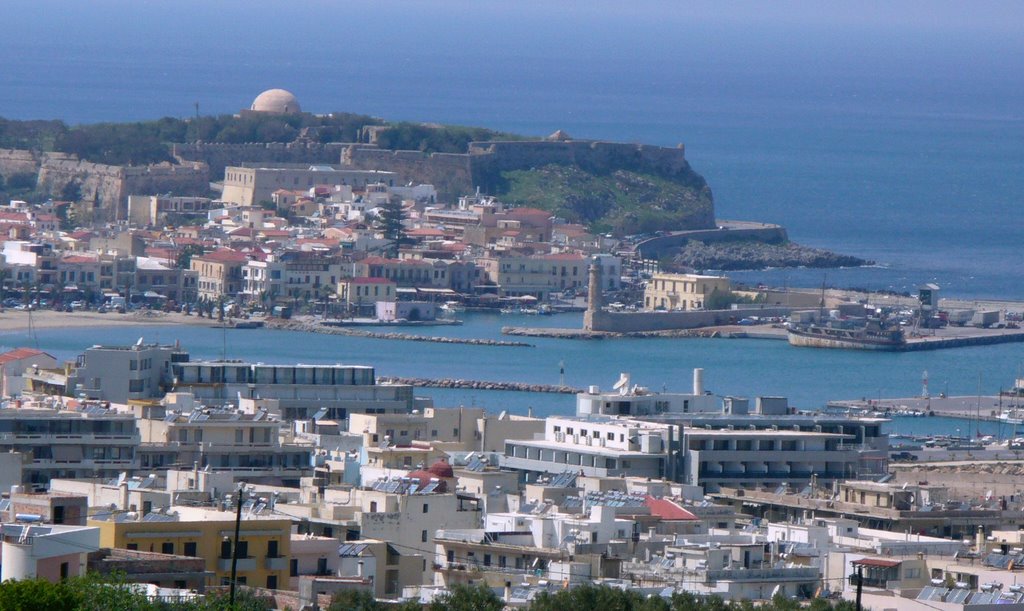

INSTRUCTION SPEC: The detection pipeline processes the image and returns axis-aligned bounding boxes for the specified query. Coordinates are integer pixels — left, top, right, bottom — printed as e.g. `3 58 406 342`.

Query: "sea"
0 1 1021 426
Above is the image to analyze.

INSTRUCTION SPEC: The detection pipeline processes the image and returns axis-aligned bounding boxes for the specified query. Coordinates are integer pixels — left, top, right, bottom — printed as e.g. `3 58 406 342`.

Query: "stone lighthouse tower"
583 262 603 331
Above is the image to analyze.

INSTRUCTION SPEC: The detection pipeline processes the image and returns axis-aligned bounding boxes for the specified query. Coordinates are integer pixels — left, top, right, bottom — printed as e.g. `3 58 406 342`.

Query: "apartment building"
91 506 292 589
62 342 188 403
136 407 312 482
191 248 249 300
0 404 139 487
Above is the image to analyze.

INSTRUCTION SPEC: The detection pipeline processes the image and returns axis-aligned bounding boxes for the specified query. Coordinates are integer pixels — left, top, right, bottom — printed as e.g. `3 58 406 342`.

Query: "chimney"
977 526 985 553
356 560 364 578
693 368 704 395
119 481 130 511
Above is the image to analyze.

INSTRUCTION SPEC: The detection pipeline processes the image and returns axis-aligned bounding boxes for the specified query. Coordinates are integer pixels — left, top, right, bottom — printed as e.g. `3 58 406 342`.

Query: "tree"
427 584 503 611
376 197 409 257
176 244 204 270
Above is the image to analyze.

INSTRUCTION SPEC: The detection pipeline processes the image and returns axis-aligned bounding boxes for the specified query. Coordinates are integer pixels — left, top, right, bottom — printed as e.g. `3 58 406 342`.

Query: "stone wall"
0 148 42 180
342 139 704 204
173 141 347 178
36 153 209 221
341 145 475 201
585 306 796 333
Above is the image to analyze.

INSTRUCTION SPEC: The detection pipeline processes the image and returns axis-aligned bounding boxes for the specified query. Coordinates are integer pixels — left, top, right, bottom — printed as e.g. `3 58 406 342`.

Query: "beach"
0 309 219 332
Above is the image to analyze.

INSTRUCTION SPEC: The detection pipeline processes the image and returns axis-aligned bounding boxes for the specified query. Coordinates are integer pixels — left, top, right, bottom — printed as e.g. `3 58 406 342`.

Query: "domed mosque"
249 88 302 114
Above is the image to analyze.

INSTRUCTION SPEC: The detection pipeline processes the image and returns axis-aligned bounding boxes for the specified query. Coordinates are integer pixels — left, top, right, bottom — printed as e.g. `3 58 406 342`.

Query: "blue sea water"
0 1 1021 298
2 312 1021 424
0 2 1021 424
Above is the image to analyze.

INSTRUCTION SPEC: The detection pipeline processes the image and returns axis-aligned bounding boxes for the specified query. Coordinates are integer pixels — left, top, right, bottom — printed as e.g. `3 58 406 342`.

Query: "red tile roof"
0 348 53 365
644 497 698 521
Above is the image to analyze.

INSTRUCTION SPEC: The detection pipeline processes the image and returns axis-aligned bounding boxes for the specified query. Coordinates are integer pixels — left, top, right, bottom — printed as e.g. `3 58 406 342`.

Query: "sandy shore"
0 309 221 332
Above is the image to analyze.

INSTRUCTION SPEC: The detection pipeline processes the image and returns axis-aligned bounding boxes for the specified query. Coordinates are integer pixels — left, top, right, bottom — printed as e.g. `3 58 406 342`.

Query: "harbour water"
3 312 1021 429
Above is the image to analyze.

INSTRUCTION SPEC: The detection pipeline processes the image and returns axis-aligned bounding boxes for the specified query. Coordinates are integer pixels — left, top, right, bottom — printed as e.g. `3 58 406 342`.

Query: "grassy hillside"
499 164 714 236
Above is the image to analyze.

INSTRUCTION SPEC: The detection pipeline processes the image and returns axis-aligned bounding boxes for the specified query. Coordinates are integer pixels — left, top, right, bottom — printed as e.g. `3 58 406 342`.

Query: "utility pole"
855 564 864 611
230 484 244 608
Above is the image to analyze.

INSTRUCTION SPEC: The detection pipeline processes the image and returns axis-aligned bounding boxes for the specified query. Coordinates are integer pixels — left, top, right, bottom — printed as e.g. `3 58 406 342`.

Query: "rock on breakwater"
264 319 533 347
377 376 581 394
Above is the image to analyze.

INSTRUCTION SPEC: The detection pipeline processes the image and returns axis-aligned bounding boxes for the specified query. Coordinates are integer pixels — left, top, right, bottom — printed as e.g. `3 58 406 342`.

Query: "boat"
787 321 906 351
440 300 466 313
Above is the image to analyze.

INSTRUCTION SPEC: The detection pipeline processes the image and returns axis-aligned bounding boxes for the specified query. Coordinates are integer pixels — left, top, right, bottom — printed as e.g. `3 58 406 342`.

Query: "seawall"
635 222 789 260
585 306 797 333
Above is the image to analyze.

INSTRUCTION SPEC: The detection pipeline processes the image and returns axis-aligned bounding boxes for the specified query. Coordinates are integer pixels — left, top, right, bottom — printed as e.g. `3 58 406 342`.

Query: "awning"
853 558 900 568
142 291 167 299
417 288 457 295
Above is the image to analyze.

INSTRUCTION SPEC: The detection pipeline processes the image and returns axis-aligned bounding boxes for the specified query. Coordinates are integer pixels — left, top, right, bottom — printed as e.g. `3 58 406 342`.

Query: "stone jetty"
377 376 581 394
264 319 533 347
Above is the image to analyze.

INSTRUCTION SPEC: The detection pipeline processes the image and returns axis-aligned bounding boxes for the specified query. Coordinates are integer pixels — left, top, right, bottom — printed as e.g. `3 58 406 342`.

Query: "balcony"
217 557 256 572
265 556 288 571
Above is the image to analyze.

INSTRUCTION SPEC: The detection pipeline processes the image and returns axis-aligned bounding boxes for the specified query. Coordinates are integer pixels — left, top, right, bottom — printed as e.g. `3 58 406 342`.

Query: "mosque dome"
250 89 302 114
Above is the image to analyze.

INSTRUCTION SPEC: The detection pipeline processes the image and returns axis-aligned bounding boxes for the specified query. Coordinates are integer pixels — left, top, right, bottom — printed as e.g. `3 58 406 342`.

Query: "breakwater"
501 325 769 340
264 319 533 347
377 376 581 394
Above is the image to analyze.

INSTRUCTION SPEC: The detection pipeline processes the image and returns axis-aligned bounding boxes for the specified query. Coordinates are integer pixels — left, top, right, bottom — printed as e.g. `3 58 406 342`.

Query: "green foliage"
426 584 503 611
373 122 520 154
328 589 387 611
376 198 409 256
175 244 205 269
500 164 714 236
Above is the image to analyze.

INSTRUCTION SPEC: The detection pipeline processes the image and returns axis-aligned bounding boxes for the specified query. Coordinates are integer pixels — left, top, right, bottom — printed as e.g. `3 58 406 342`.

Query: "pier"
265 319 534 347
376 376 581 394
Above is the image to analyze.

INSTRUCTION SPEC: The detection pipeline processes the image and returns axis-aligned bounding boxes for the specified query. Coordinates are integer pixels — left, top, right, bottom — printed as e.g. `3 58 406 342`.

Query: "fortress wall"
172 142 347 177
0 149 42 180
341 145 474 201
585 306 797 333
37 154 209 220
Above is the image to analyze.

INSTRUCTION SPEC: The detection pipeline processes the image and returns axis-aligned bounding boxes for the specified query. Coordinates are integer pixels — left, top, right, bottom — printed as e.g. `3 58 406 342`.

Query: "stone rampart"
341 145 475 201
585 306 796 333
172 141 347 177
37 153 208 220
0 148 42 180
342 139 702 203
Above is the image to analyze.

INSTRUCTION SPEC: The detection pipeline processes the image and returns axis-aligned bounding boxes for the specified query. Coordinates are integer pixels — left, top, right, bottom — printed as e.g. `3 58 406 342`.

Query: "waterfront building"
90 505 293 590
191 248 249 300
0 347 57 398
133 256 197 303
56 341 187 404
242 250 348 304
338 277 396 315
644 272 731 311
170 360 422 421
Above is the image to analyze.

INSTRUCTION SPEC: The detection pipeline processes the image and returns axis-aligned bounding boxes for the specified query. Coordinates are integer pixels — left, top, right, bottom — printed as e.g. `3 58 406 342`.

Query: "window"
422 503 429 514
220 540 232 559
127 543 138 551
268 540 279 558
266 575 277 589
128 379 144 393
161 542 174 554
184 542 197 556
60 562 69 579
317 558 328 575
290 559 298 577
421 530 428 543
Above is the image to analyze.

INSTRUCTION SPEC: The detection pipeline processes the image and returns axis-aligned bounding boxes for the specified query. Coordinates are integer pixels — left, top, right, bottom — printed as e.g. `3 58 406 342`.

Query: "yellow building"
644 273 730 311
89 506 292 589
191 248 249 300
